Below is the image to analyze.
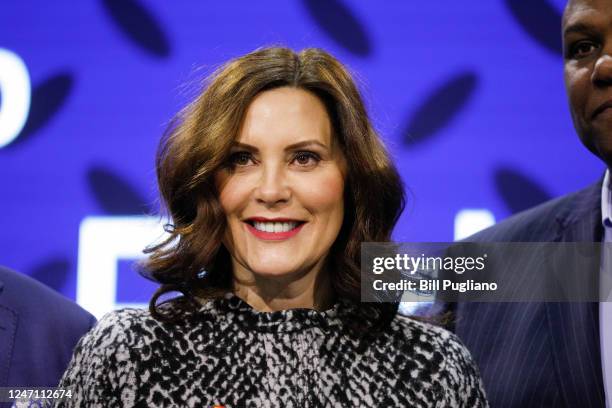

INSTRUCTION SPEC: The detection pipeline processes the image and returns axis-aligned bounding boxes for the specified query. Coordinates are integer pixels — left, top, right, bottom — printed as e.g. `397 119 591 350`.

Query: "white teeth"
253 221 299 232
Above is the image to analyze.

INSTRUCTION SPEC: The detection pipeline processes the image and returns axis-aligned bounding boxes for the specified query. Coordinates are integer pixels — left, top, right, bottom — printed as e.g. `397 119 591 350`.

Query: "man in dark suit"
448 0 612 406
0 266 95 399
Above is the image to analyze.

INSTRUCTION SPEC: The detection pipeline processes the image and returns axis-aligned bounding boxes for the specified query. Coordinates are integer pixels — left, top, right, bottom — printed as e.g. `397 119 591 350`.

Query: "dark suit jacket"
0 266 96 392
448 180 605 407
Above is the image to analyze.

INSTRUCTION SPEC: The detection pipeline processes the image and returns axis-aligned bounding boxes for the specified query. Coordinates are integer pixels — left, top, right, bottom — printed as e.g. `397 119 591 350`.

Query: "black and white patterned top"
56 293 488 407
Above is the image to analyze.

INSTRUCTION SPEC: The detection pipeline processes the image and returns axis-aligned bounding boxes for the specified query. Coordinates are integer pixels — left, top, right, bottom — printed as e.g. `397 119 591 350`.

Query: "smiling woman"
143 47 406 317
215 87 346 312
55 47 488 407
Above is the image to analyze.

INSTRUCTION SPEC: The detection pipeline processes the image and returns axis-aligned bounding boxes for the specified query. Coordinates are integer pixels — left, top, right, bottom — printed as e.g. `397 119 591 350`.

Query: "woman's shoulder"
80 299 206 349
75 307 159 354
387 313 488 406
61 300 207 377
390 312 465 351
56 307 156 395
95 306 155 329
389 313 478 369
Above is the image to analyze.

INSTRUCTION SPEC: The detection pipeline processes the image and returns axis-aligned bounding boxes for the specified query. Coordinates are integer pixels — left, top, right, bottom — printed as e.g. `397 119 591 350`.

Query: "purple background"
0 0 604 313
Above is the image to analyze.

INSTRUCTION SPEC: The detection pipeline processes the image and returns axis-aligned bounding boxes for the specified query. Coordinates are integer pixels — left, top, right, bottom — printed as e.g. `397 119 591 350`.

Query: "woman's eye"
227 151 253 166
293 151 321 166
569 40 599 59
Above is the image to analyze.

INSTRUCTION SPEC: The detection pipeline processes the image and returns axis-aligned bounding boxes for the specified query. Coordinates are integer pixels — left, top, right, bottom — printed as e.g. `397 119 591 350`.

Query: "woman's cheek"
296 167 344 202
218 176 250 213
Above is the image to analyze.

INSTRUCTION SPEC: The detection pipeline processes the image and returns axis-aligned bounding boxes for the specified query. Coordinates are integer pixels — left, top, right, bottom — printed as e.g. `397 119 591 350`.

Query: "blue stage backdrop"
0 0 603 317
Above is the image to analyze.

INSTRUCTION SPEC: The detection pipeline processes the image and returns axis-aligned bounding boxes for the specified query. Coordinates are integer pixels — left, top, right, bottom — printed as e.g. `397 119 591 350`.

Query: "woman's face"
215 86 346 282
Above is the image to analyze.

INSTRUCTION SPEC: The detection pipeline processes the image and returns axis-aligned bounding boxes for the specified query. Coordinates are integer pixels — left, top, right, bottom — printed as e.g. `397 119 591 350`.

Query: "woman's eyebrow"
230 142 257 151
231 140 330 151
285 140 329 151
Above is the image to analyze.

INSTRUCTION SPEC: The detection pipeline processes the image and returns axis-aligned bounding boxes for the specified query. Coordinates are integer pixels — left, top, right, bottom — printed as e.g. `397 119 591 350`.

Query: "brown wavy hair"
141 46 406 324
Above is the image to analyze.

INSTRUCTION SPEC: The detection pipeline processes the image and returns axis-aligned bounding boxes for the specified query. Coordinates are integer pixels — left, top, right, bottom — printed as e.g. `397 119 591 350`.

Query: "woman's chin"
243 261 313 282
250 267 302 280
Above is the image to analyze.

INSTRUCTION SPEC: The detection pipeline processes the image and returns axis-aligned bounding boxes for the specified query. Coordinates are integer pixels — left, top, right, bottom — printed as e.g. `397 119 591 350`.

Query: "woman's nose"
253 163 291 205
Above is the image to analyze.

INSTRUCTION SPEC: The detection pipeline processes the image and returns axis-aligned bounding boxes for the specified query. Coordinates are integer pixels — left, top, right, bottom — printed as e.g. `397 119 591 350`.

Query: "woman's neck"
232 262 334 312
